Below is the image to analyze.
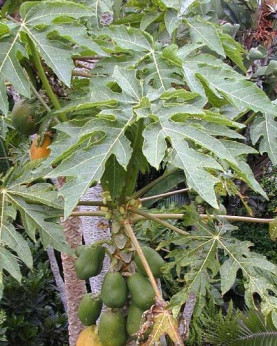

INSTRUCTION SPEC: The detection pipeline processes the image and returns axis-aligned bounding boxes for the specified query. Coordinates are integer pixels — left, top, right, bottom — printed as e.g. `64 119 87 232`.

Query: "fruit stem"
130 207 189 235
130 168 179 200
27 36 66 120
123 220 162 299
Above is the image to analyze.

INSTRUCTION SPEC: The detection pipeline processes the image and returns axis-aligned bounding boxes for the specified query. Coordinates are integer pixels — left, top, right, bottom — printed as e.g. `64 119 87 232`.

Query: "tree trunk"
80 185 110 295
47 246 67 312
61 214 87 346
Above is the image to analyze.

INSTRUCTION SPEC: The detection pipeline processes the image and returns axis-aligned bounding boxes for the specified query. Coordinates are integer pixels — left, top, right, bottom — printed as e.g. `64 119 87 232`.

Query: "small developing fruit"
78 293 102 326
134 246 165 278
75 246 105 280
76 325 102 346
99 310 127 346
11 99 40 135
30 134 52 160
127 273 155 310
101 272 128 308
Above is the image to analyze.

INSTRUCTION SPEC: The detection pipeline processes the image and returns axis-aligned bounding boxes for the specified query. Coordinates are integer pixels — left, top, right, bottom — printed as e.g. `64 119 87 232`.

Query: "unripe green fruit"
126 304 144 337
127 273 155 310
101 272 128 308
78 293 102 326
75 245 86 257
11 99 40 135
99 310 127 346
134 246 165 278
75 246 105 280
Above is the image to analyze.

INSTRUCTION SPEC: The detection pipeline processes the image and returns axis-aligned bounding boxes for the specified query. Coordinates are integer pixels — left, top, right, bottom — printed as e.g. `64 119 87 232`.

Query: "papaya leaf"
0 0 103 114
48 106 135 218
166 206 277 325
269 218 277 242
0 162 70 281
101 155 127 200
143 308 184 345
250 114 277 166
186 17 225 57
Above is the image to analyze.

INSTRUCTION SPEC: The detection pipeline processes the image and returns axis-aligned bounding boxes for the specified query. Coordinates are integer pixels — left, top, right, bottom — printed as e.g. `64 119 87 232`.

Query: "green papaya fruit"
78 293 102 326
11 99 40 135
99 310 127 346
75 246 105 280
101 272 128 308
127 273 155 310
75 245 86 257
134 246 165 278
126 304 144 337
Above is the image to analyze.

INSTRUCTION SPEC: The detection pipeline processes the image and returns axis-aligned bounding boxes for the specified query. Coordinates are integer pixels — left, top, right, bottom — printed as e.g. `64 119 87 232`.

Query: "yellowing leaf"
143 309 184 345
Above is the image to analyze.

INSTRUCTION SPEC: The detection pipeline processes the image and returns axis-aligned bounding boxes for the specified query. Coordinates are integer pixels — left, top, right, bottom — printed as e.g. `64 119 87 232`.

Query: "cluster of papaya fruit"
75 244 165 346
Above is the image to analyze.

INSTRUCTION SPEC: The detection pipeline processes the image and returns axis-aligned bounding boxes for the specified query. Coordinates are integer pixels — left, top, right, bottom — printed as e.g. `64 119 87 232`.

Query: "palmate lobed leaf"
166 207 277 327
0 165 70 289
46 24 267 216
0 0 103 114
143 309 184 345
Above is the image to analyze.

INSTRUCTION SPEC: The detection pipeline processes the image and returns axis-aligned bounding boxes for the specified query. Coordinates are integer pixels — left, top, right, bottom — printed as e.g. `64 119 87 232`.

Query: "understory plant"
0 0 276 343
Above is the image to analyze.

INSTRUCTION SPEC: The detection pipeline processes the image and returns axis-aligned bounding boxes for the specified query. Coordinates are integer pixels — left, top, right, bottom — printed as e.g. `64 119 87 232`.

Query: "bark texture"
47 246 67 312
61 214 87 346
80 185 111 294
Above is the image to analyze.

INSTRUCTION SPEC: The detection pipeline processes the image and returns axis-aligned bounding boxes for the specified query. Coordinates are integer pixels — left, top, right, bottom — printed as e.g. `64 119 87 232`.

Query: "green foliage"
161 206 277 325
0 162 69 293
233 223 277 265
0 241 67 346
188 302 240 345
0 0 277 341
189 303 277 346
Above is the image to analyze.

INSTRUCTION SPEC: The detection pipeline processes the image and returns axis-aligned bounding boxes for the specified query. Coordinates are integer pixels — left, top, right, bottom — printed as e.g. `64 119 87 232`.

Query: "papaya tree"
0 0 277 344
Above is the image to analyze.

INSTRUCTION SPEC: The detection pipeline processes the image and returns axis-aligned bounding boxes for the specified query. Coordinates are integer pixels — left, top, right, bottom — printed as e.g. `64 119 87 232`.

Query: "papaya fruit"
76 325 102 346
30 134 52 160
75 246 105 280
127 273 155 310
75 245 86 257
99 310 127 346
11 99 40 135
101 272 127 308
78 293 102 326
134 246 165 278
126 304 144 337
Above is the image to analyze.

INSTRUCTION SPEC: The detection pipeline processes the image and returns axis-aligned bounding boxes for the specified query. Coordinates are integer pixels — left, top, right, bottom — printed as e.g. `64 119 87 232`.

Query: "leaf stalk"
123 220 162 299
130 207 189 235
